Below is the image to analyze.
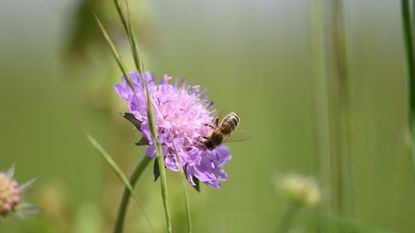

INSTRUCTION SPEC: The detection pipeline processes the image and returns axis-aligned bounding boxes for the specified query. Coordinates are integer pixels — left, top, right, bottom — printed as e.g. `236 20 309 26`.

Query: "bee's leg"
204 117 219 129
215 152 219 161
204 123 215 129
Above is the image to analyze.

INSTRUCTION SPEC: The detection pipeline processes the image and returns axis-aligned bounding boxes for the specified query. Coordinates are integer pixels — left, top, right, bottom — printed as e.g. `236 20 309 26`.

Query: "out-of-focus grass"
1 0 415 233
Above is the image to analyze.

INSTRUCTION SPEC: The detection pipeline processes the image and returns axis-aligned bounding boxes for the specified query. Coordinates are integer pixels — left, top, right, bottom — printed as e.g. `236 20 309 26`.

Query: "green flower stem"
309 0 329 231
181 176 192 233
276 203 300 233
154 143 173 233
401 0 415 181
113 155 151 233
145 84 173 233
328 2 354 232
95 0 173 231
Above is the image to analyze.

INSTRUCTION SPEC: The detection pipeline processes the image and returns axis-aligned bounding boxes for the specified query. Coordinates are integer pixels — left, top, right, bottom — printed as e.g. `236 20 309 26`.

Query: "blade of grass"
85 133 155 233
93 13 135 90
144 87 173 233
182 178 192 233
113 155 152 233
309 0 330 232
151 103 193 233
401 0 415 182
276 203 300 233
327 1 346 232
94 9 174 233
111 0 144 72
113 1 175 231
327 0 355 232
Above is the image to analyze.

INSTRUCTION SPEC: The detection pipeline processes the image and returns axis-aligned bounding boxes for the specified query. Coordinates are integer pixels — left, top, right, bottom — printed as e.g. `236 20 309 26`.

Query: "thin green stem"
106 0 174 230
86 133 154 232
150 105 192 233
113 156 152 233
95 0 173 231
401 0 415 181
309 0 329 232
149 98 173 233
327 0 353 231
182 178 192 233
276 204 300 233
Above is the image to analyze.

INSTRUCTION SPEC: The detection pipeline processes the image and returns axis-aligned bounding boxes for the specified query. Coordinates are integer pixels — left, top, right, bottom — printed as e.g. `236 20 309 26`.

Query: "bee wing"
224 129 252 143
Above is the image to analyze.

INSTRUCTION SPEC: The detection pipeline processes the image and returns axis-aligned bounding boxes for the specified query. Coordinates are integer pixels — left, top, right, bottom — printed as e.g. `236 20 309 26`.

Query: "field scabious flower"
0 165 38 218
115 71 232 188
0 172 19 216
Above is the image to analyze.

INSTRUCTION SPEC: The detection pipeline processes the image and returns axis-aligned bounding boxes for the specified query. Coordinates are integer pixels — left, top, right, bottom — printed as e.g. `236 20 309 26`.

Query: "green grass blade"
144 87 173 233
85 133 155 233
111 0 144 73
113 155 152 233
86 133 133 191
124 1 144 73
309 0 329 231
113 0 130 39
401 0 415 182
182 177 192 233
93 13 135 91
101 0 176 231
114 0 174 230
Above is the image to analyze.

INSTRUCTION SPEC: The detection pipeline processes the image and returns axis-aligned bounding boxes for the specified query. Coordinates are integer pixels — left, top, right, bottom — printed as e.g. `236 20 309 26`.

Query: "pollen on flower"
115 71 232 189
0 173 20 216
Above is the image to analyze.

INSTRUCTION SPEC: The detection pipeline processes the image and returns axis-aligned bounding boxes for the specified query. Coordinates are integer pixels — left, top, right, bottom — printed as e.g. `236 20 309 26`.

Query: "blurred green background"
1 0 415 232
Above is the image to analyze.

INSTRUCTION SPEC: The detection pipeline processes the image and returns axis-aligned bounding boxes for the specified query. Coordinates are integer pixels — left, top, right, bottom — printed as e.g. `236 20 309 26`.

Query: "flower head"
115 71 232 188
277 174 320 207
0 172 19 216
0 165 38 218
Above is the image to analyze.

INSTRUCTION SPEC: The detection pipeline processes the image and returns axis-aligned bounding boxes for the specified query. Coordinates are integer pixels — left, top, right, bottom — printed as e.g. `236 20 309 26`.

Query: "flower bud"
277 174 320 207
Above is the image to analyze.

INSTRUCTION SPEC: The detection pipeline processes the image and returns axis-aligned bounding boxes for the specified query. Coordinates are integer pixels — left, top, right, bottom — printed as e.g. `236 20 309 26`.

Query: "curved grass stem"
113 155 152 233
401 0 415 182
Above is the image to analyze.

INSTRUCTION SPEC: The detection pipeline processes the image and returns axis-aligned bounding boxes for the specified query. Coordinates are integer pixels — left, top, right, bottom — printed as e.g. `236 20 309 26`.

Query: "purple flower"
115 71 232 189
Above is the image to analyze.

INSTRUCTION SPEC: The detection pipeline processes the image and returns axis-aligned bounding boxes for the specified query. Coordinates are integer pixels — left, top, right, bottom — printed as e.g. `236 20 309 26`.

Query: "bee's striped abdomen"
219 112 240 135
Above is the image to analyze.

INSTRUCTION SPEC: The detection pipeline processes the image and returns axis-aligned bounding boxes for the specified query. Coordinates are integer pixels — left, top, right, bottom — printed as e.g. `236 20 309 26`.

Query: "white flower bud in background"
277 174 320 207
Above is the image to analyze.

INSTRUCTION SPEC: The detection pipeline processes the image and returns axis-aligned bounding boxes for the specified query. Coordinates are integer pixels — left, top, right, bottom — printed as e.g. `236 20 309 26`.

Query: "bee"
203 112 241 150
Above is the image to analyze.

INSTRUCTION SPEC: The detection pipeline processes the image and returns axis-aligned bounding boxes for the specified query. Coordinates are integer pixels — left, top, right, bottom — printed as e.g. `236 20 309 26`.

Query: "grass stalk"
401 0 415 181
113 155 152 233
327 2 345 233
309 0 330 232
327 0 356 232
308 0 355 232
276 204 300 233
110 2 174 230
95 2 174 231
145 88 173 233
182 177 192 233
114 1 193 231
328 2 346 226
85 133 154 232
93 13 134 90
310 1 350 231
